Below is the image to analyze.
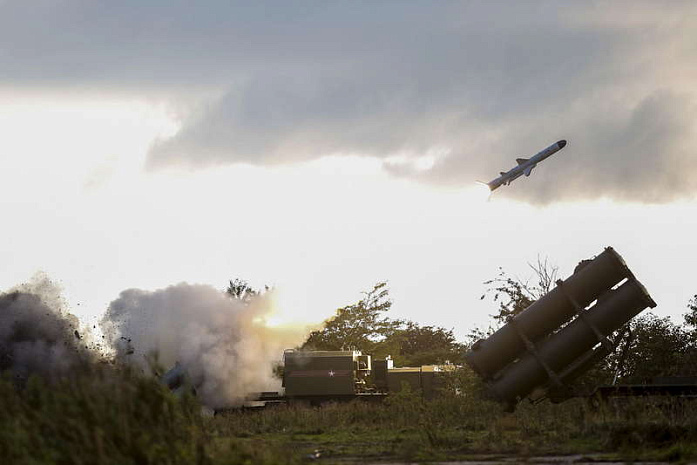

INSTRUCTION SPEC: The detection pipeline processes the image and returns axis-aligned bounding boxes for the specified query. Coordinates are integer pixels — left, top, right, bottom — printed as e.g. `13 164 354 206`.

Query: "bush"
0 366 211 465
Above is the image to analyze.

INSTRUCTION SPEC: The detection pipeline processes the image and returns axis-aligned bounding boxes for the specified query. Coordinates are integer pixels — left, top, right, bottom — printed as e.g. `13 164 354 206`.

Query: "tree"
388 322 466 367
300 282 468 366
302 282 403 353
481 256 559 326
684 294 697 330
225 278 268 302
607 313 695 383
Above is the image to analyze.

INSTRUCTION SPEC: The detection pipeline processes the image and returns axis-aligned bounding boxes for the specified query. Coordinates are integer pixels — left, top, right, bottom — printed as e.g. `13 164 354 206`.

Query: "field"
3 367 697 464
212 394 697 463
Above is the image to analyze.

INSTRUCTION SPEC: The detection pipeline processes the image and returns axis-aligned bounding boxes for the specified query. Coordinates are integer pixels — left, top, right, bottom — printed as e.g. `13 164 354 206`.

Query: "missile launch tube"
488 279 656 405
465 247 633 379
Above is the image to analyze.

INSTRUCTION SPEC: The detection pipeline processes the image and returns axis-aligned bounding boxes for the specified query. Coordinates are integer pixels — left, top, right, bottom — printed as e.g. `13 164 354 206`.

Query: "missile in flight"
484 140 567 192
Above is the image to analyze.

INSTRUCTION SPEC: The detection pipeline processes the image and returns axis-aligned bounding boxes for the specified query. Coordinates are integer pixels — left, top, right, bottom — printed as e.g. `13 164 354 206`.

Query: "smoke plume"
101 282 304 408
0 274 93 382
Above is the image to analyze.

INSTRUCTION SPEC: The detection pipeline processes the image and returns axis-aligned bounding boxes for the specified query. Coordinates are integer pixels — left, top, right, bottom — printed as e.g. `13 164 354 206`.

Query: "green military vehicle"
266 349 453 404
283 349 372 398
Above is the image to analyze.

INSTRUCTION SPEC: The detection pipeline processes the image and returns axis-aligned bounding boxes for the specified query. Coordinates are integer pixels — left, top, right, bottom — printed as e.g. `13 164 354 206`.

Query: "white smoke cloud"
101 283 305 408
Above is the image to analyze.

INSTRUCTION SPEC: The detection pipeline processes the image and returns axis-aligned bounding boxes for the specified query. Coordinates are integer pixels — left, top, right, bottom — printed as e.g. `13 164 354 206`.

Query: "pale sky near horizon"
1 1 697 340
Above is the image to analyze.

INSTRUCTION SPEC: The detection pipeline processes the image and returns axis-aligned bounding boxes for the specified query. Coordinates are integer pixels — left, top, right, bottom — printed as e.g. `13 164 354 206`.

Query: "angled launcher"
465 247 656 409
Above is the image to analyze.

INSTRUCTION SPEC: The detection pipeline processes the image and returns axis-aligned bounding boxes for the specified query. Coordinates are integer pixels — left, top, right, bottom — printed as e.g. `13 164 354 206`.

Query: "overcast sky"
1 1 696 339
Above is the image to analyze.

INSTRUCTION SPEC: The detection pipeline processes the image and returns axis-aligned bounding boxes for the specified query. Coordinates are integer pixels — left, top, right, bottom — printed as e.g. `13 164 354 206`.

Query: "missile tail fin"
516 158 529 165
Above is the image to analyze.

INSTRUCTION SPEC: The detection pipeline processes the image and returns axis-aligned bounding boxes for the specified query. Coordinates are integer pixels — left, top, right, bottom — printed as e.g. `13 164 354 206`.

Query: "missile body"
486 140 566 191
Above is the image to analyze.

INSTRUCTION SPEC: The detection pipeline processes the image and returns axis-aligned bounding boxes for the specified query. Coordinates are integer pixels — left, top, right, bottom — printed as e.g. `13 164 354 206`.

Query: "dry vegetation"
3 367 697 464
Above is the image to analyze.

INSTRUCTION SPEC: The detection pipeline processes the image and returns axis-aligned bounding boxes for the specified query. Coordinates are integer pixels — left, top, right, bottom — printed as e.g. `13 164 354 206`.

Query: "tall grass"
0 366 299 465
5 364 697 463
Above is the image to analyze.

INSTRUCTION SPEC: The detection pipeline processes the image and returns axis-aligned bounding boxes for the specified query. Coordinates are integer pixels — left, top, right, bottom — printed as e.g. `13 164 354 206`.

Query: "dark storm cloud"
2 1 696 202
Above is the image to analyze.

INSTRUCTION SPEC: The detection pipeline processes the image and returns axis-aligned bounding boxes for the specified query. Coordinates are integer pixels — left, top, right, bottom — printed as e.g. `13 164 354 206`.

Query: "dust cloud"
0 273 93 382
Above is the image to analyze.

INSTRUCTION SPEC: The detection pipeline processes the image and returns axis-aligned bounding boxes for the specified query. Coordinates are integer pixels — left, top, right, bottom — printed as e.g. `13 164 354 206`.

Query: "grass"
0 366 300 465
212 389 697 463
4 366 697 464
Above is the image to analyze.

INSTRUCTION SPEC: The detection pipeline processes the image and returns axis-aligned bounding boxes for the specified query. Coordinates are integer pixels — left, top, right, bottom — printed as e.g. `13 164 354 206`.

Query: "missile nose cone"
558 140 567 149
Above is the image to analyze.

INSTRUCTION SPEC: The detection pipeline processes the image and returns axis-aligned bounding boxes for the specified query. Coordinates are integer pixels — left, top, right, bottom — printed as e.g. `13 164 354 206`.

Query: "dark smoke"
0 276 93 382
